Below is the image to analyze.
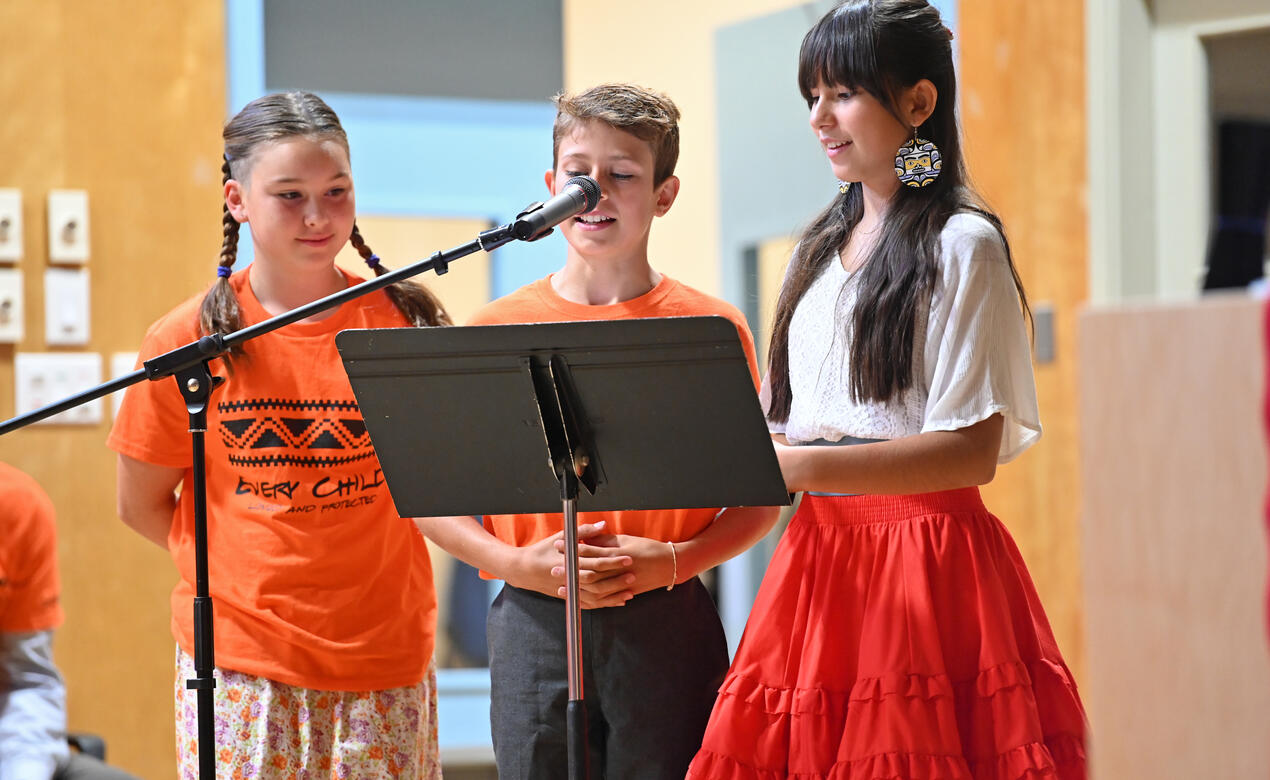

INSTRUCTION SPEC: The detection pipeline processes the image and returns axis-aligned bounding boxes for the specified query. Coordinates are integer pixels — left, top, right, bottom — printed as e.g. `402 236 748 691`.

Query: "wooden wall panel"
1079 296 1269 779
958 0 1089 684
0 2 226 776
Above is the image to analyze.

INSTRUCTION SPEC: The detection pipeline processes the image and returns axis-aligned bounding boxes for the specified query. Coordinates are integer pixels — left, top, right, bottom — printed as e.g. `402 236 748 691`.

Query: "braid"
198 155 247 365
348 222 376 265
350 223 452 327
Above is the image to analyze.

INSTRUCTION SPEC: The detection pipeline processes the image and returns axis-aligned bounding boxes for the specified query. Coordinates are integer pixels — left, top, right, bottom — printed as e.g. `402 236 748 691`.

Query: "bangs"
797 2 886 103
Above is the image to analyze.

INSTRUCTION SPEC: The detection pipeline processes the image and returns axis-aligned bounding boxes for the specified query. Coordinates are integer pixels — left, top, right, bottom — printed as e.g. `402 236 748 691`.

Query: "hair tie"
216 266 232 278
365 254 382 269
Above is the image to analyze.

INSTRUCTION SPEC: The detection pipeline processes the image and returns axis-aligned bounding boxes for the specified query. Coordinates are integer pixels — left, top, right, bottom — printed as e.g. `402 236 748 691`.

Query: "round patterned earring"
894 128 942 187
837 180 851 194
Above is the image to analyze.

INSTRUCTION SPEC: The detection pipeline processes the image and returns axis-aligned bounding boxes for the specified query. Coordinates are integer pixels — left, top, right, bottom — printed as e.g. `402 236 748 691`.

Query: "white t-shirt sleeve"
921 214 1041 463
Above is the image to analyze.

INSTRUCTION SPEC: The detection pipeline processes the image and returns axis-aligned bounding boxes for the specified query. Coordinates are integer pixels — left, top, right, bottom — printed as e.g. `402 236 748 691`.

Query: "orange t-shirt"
108 269 436 691
467 274 760 571
0 462 63 633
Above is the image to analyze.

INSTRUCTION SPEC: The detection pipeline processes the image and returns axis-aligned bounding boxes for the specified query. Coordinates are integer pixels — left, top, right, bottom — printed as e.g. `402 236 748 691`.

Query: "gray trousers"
487 579 729 780
57 752 141 780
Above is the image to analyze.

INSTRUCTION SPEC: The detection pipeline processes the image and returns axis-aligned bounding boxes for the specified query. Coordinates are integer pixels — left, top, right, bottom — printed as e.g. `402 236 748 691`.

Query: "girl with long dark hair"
688 3 1087 777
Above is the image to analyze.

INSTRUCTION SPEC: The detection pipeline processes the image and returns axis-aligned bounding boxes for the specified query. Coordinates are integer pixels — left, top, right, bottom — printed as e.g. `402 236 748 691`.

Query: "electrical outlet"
47 189 90 263
1033 302 1055 364
0 189 21 262
14 352 103 425
45 268 90 345
0 268 24 343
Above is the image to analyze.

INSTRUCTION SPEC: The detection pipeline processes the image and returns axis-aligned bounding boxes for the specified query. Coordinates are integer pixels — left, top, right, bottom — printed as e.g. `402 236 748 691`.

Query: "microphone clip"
513 201 556 242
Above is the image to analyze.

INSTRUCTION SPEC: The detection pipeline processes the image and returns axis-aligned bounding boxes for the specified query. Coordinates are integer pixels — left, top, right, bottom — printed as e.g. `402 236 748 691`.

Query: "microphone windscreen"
565 175 601 212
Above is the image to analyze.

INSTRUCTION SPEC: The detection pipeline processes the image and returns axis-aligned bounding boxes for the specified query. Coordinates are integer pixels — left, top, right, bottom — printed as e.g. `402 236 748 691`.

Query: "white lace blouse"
762 212 1041 464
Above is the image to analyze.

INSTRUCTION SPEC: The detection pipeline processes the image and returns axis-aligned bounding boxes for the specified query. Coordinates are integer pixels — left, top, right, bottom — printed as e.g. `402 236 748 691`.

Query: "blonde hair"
551 83 681 184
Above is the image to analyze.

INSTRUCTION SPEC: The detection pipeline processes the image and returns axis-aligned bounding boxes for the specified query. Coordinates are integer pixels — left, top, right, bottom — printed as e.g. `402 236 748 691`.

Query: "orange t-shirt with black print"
108 268 436 691
0 462 63 634
467 274 760 574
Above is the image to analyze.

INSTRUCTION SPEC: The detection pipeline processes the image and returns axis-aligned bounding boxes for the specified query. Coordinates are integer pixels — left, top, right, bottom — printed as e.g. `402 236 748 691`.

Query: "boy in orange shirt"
416 83 781 779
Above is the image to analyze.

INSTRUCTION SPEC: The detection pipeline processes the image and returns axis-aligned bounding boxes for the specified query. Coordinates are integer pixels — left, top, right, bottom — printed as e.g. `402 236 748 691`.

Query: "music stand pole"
173 362 221 780
561 469 589 780
534 353 599 780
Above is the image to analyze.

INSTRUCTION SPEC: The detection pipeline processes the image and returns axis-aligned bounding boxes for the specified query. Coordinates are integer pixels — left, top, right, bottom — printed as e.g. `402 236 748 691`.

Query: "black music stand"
335 315 790 780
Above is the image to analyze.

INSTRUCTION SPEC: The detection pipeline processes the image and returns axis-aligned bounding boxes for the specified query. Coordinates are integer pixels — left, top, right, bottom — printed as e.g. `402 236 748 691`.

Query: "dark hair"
551 83 681 185
767 0 1030 419
202 91 449 364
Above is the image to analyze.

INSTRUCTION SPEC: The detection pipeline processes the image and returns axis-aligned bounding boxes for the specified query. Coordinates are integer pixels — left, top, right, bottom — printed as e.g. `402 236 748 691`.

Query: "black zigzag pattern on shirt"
218 398 373 469
217 398 360 413
229 452 371 469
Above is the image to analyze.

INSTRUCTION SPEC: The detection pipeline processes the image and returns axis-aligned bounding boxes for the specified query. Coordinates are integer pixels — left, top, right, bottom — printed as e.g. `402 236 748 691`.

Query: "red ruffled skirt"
687 488 1086 779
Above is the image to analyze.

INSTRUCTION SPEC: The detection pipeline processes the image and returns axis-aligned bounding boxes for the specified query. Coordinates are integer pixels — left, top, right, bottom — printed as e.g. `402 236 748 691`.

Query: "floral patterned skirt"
174 646 440 779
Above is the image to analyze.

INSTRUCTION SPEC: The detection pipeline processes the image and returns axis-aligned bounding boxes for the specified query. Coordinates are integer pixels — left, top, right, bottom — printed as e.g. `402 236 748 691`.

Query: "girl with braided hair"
109 91 448 779
202 92 448 357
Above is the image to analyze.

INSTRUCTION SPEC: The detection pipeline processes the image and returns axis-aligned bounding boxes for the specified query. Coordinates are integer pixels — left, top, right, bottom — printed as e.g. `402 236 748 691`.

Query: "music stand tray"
336 316 788 515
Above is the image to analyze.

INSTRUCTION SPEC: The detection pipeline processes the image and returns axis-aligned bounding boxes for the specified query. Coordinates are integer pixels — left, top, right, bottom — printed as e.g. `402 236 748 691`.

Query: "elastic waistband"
796 487 987 525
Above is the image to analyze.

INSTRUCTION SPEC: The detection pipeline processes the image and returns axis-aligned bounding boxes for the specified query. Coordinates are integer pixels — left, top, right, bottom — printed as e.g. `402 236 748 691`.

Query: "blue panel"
224 0 268 272
931 0 957 33
323 93 562 299
225 0 266 114
930 0 959 65
716 8 824 310
436 669 494 759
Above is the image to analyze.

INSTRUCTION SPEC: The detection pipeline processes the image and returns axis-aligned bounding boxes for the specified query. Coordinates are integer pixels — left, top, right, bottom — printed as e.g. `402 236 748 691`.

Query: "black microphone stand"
0 207 568 780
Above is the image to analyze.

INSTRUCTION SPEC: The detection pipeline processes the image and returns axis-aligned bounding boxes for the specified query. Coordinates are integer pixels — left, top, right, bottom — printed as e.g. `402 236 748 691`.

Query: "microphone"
511 176 602 241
